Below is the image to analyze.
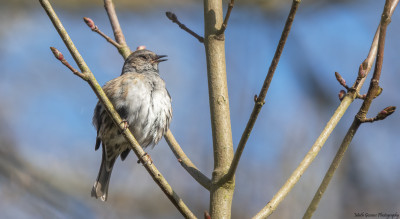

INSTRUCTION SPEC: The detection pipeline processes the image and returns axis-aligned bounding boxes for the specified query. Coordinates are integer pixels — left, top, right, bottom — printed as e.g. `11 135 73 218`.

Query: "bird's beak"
154 55 168 63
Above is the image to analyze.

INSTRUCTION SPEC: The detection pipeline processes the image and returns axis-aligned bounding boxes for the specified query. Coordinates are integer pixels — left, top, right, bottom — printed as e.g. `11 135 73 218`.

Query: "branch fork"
357 106 396 123
304 1 399 218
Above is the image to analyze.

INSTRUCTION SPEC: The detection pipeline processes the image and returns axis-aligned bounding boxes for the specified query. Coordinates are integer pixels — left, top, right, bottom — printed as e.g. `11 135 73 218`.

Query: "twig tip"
50 47 64 60
377 106 396 120
83 17 96 30
335 71 347 87
166 11 177 21
358 63 367 78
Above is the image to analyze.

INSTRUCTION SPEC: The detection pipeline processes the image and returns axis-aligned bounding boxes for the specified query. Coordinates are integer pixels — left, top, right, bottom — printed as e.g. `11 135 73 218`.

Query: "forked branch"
253 0 398 218
304 2 398 217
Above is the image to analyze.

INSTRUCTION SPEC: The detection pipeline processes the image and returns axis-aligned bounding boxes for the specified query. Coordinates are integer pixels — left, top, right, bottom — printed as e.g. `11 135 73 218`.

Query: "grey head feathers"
121 49 167 75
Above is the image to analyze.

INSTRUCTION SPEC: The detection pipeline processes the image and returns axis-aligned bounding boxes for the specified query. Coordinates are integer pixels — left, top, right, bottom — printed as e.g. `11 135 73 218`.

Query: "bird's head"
121 49 167 75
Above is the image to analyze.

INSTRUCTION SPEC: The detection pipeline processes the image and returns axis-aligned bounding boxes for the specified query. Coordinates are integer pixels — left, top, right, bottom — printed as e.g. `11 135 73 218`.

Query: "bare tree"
38 0 398 218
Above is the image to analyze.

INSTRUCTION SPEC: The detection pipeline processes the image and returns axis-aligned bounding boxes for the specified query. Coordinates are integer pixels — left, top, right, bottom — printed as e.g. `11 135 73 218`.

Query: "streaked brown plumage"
91 49 172 201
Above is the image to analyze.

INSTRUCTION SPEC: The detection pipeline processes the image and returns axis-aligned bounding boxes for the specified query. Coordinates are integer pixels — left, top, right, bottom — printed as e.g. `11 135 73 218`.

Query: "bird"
91 49 172 201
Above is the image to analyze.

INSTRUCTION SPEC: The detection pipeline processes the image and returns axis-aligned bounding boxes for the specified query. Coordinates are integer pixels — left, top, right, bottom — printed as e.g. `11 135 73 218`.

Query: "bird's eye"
139 55 147 60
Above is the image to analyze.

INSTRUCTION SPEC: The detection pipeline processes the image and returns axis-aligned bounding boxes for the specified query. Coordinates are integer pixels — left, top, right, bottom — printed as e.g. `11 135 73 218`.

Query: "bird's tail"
91 147 116 201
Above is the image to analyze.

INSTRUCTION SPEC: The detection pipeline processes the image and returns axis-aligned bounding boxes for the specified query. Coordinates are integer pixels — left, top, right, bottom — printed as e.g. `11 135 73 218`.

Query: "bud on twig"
335 72 347 88
83 17 96 30
376 106 396 120
338 90 346 101
375 87 383 98
358 63 367 78
50 47 64 61
166 11 178 22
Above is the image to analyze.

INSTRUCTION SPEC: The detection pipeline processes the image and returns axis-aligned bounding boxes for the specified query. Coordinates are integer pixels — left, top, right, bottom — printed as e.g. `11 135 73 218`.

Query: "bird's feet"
119 120 129 134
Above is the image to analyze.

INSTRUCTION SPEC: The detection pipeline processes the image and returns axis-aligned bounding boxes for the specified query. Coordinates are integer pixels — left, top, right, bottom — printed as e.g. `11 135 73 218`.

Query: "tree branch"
103 0 131 58
83 17 120 49
166 11 204 43
164 130 211 190
356 0 394 121
39 0 195 218
217 0 235 36
50 47 88 80
303 118 361 219
253 1 398 218
221 0 301 184
204 0 235 217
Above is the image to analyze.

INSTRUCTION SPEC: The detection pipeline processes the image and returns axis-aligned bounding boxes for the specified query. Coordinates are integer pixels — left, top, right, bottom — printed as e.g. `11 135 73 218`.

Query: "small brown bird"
91 49 172 201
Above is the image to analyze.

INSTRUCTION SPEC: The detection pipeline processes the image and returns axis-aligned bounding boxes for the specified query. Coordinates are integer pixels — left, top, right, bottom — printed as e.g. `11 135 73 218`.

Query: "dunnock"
91 49 172 201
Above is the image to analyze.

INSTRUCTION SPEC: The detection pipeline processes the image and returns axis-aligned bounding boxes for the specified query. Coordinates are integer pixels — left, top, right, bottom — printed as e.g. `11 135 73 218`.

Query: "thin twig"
166 12 204 43
221 0 301 184
254 1 398 218
103 0 131 58
164 130 211 190
50 47 88 80
218 0 235 35
83 17 120 49
334 71 350 90
39 1 196 218
356 0 394 121
101 1 210 191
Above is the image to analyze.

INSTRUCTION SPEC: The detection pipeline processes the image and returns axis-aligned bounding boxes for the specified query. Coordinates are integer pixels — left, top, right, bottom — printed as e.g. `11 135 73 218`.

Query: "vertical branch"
203 0 235 218
103 0 131 58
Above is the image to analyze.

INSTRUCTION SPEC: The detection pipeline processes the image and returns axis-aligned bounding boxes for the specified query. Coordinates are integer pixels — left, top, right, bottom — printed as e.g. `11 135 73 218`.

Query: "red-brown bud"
83 17 96 30
335 72 346 87
50 47 64 60
338 90 346 101
377 106 396 120
358 63 367 78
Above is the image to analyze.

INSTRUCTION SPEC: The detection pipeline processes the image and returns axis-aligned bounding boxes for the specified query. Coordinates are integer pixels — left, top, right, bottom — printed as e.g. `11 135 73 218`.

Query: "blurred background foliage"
0 0 399 218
